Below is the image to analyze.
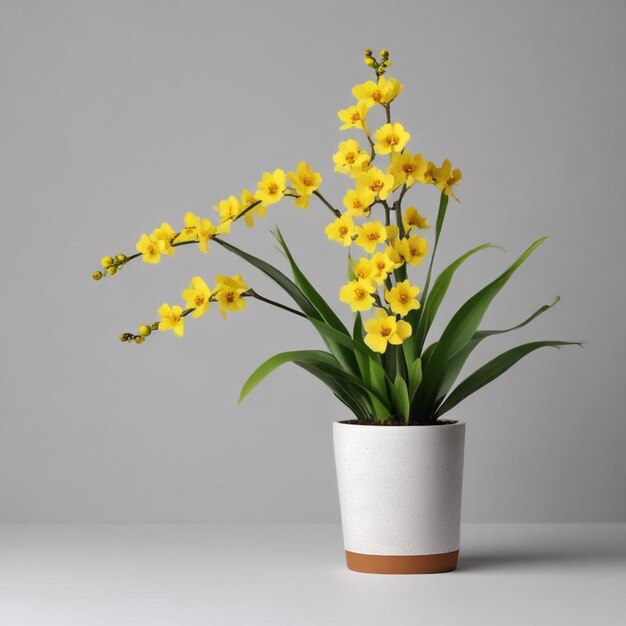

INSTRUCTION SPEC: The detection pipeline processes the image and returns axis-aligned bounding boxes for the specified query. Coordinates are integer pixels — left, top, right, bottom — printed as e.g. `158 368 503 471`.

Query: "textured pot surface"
333 420 465 574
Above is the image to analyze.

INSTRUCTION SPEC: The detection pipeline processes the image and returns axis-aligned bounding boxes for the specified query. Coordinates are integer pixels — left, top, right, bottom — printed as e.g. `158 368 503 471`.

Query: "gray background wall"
1 0 625 522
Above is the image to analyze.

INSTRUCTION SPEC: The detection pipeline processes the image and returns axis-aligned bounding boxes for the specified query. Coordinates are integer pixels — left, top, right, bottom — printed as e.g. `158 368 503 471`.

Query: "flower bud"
364 48 373 57
116 254 127 262
119 334 128 342
134 336 145 344
101 256 113 268
92 271 103 281
107 266 117 276
380 49 389 59
364 57 376 68
138 325 151 337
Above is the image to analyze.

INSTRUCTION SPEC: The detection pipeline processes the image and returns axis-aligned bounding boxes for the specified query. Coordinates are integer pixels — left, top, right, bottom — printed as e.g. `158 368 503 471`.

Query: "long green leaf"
403 191 449 363
435 341 582 417
239 349 391 410
433 296 561 409
214 237 318 318
414 237 548 419
271 228 359 376
215 236 357 374
296 363 372 419
408 358 423 401
391 376 410 422
308 316 391 415
413 243 501 354
272 228 350 335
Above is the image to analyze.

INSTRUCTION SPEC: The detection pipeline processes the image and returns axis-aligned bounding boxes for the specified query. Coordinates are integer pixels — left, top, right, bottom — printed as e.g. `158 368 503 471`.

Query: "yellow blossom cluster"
327 60 462 352
147 274 251 340
130 163 323 267
99 48 462 358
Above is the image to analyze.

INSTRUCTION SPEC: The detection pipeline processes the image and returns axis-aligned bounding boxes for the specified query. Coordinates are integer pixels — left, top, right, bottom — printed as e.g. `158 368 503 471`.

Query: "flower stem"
246 290 306 318
313 191 341 218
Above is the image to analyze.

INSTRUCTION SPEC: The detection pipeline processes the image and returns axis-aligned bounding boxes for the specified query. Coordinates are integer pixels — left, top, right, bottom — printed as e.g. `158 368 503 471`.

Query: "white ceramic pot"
333 420 465 574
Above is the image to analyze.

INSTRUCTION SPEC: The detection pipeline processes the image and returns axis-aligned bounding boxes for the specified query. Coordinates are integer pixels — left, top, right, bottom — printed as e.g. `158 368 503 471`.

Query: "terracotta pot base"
345 549 459 574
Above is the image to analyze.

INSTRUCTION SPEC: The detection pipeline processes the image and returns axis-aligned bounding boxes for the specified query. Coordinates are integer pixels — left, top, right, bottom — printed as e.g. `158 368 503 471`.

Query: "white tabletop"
1 523 624 625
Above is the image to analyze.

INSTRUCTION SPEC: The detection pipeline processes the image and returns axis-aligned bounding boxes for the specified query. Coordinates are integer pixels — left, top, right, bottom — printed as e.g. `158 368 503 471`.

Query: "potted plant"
91 49 580 574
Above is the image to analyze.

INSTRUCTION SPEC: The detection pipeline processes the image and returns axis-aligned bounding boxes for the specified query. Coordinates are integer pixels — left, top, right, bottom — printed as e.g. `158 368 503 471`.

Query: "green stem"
246 290 306 318
420 192 449 305
313 190 341 218
233 199 263 224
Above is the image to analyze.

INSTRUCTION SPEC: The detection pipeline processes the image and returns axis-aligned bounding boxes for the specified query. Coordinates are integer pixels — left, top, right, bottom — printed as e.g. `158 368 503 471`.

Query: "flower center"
380 326 391 337
339 226 348 237
226 291 235 303
350 111 361 123
399 293 408 303
345 151 356 164
194 295 205 307
354 288 366 300
370 180 384 192
302 175 312 186
372 90 381 102
367 232 380 241
268 182 279 195
385 134 400 146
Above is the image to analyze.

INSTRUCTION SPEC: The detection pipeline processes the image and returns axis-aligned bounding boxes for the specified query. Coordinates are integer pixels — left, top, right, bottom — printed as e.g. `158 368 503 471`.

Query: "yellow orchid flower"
363 309 412 354
402 207 430 232
214 274 249 319
353 257 373 281
197 218 216 253
339 278 376 312
333 139 370 177
343 188 375 217
288 161 322 209
174 211 200 244
255 169 286 206
370 252 396 284
182 277 212 318
373 123 411 155
385 279 421 317
151 222 176 256
338 102 369 131
351 76 403 108
158 303 185 337
325 214 354 246
136 233 162 264
388 151 428 188
354 220 388 253
355 166 395 201
391 235 429 266
434 159 463 201
237 188 266 228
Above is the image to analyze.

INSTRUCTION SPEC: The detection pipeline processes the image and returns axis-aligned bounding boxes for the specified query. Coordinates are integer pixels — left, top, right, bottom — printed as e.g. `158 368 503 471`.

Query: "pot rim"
334 419 464 429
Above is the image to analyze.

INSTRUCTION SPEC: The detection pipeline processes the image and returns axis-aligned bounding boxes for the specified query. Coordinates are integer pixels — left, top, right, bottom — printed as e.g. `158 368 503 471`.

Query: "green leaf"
414 237 548 419
403 192 450 363
239 349 391 411
407 358 423 401
391 376 410 421
297 363 372 419
213 238 318 318
272 228 349 335
433 296 561 409
271 228 360 376
435 340 582 417
352 313 372 382
413 243 501 355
